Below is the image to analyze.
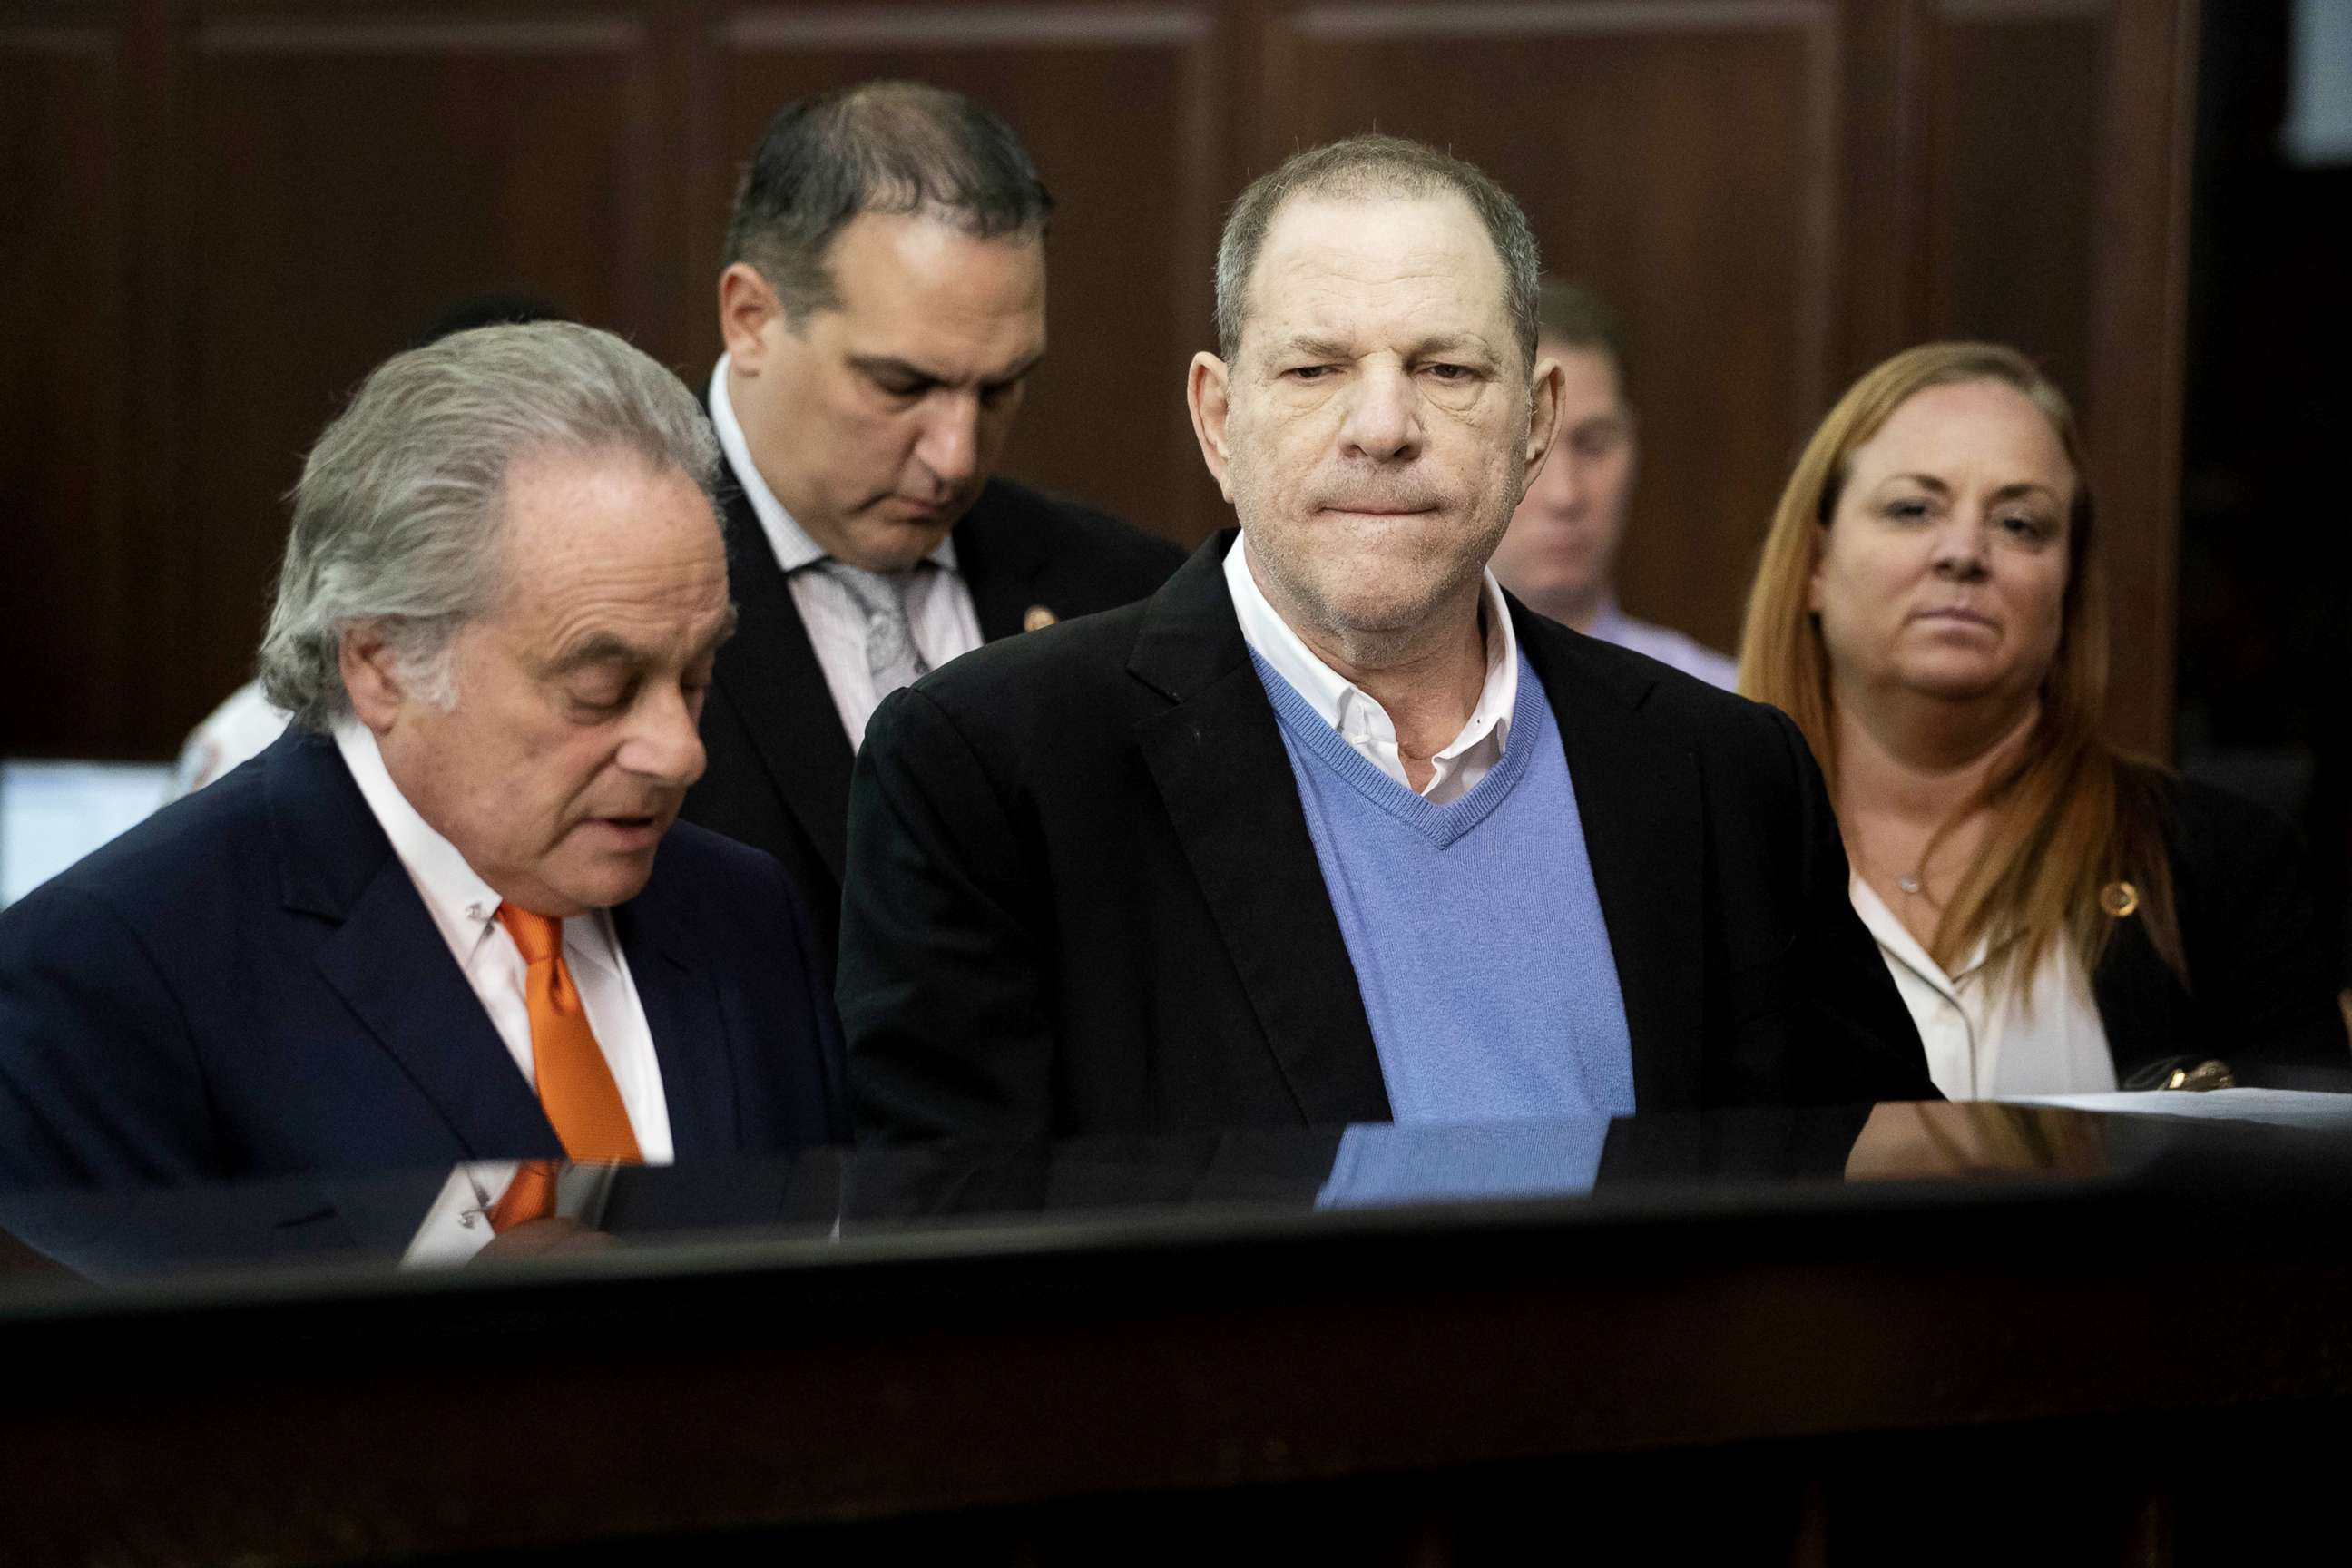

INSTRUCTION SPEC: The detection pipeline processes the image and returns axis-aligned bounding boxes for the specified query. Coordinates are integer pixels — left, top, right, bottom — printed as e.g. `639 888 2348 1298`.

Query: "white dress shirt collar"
330 721 622 981
1223 532 1518 801
335 720 505 962
707 355 959 576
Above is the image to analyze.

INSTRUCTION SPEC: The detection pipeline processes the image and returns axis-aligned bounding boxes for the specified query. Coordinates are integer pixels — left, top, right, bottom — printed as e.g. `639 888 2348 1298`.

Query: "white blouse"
1851 875 2118 1100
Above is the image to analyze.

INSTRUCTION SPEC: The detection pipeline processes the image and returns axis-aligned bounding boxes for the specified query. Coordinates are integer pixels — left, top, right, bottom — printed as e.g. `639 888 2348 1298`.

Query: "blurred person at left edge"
0 322 844 1191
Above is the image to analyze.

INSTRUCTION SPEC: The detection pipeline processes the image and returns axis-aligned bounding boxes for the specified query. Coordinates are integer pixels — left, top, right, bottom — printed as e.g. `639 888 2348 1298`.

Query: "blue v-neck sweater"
1252 648 1636 1122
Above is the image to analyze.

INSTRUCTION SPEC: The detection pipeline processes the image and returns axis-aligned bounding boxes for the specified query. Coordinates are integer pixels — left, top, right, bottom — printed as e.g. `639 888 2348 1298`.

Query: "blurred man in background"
1488 279 1738 690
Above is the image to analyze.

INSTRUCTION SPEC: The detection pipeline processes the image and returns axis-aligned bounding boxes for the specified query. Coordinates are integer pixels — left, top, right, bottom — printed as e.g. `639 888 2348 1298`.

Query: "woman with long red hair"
1740 343 2346 1097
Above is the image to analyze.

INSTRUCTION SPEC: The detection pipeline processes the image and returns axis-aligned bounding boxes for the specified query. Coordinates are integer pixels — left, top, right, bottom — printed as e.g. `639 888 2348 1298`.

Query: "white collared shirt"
334 724 674 1262
1224 533 1517 805
1850 875 2118 1101
709 356 985 749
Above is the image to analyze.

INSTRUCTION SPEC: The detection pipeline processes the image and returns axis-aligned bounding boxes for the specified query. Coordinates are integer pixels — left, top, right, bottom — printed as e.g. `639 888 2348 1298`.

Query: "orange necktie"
495 903 642 1165
487 1159 561 1232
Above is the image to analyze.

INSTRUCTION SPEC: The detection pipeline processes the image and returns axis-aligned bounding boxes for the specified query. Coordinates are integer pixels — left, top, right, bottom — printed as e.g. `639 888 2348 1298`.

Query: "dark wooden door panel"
3 23 135 755
0 0 2193 758
1921 8 2106 414
181 15 662 740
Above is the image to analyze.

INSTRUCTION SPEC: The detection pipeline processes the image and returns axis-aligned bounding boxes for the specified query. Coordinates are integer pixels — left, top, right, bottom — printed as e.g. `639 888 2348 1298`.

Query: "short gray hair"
1213 134 1541 371
258 321 720 731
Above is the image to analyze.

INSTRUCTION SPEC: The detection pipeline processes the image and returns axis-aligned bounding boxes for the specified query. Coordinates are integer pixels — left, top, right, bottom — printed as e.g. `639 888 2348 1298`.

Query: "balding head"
1212 134 1541 371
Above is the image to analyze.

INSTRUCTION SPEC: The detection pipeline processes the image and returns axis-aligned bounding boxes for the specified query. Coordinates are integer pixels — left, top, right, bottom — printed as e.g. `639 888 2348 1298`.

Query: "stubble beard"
1240 493 1497 672
1227 391 1527 668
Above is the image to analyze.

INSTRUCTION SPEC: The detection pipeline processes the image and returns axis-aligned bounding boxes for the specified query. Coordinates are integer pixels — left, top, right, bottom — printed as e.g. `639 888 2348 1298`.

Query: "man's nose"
1538 449 1586 516
913 393 984 494
1338 365 1422 460
619 684 708 789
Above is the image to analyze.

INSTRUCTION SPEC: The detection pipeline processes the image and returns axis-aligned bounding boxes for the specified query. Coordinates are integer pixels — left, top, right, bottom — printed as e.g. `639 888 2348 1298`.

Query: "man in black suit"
0 323 841 1192
839 135 1934 1142
683 81 1184 978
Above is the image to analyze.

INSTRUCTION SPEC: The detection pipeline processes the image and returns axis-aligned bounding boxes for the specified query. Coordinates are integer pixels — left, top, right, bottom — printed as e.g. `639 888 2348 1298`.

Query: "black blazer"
681 456 1186 983
0 730 845 1188
2093 775 2349 1085
839 533 1936 1142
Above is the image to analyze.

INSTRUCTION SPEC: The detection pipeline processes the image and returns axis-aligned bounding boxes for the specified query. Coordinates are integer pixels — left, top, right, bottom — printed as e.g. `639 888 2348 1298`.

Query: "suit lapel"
954 482 1050 641
1516 609 1707 1112
269 734 561 1159
312 874 563 1160
710 476 858 880
612 887 740 1161
1130 535 1391 1125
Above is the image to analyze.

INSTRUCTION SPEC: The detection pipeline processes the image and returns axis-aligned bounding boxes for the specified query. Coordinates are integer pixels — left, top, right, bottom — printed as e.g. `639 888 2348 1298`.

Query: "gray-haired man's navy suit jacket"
0 729 843 1188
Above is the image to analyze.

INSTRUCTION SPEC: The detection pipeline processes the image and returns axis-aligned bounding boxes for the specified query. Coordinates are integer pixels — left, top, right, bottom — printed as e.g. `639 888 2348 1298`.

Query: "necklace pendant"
1897 874 1922 895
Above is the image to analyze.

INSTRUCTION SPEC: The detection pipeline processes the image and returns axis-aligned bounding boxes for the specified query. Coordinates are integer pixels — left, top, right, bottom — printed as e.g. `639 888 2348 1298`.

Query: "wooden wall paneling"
671 0 734 365
714 5 1228 547
1920 1 2106 402
620 11 690 367
1263 1 1841 656
0 0 2200 760
1827 0 1921 385
0 15 135 757
129 0 203 762
178 9 667 750
1893 0 2188 754
2084 0 2195 756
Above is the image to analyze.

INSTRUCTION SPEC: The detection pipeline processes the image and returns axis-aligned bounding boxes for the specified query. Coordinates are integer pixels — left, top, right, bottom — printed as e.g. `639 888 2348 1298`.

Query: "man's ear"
719 263 785 366
1520 351 1566 499
338 623 408 736
1186 351 1237 504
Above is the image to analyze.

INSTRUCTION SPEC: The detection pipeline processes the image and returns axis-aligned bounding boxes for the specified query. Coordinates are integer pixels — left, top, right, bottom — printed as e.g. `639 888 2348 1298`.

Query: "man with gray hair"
0 322 842 1193
685 80 1181 985
839 135 1931 1142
